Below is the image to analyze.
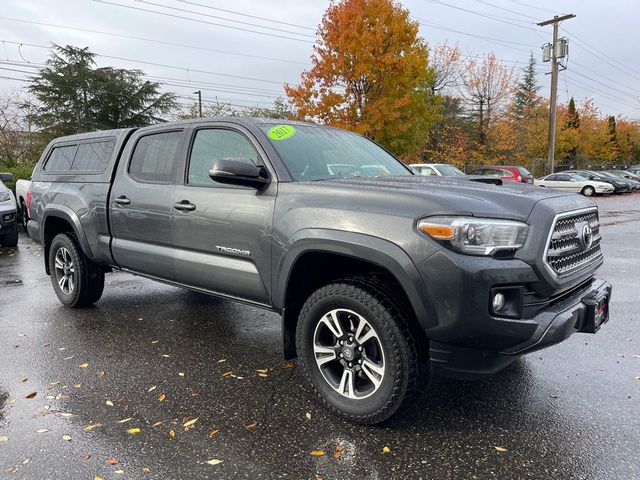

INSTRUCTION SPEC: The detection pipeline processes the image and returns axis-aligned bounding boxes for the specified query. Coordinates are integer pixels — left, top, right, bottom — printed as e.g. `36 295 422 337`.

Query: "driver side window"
188 129 260 186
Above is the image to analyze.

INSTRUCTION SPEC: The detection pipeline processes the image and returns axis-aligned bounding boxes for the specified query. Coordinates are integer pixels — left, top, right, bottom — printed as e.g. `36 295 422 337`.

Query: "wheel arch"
275 230 434 359
42 205 93 275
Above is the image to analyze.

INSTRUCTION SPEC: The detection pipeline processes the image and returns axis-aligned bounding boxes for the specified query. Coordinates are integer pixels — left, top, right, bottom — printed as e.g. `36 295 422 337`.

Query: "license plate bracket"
581 290 610 333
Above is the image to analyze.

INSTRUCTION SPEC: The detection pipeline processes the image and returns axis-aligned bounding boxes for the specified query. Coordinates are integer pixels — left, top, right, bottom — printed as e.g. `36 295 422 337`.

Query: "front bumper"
427 277 611 380
0 205 17 235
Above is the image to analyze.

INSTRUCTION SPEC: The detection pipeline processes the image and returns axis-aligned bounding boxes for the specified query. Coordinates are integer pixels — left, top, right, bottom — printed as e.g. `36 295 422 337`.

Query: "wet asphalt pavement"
0 195 639 480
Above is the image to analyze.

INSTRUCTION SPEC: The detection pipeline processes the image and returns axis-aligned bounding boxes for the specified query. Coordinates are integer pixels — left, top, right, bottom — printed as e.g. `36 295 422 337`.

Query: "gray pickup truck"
28 118 612 424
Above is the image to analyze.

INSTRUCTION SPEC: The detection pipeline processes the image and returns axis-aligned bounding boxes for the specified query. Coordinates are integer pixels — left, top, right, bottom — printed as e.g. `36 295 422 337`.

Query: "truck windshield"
259 123 413 181
436 164 465 176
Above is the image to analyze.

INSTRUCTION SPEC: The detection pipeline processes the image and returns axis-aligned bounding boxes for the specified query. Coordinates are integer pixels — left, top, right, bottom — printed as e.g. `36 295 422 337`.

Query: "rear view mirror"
0 172 14 182
209 157 269 189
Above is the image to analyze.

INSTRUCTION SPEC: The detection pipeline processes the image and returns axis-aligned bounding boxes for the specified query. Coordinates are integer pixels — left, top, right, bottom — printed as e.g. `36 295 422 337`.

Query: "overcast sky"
0 0 638 118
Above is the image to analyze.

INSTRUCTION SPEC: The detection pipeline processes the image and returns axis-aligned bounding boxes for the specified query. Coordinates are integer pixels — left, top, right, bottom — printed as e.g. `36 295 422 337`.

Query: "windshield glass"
259 124 412 181
517 166 532 176
570 173 588 181
436 164 465 176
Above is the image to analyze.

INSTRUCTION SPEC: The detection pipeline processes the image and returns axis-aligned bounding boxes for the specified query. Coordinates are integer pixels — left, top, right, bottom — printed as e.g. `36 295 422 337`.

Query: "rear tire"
296 278 424 424
581 186 595 197
20 200 29 236
48 233 105 308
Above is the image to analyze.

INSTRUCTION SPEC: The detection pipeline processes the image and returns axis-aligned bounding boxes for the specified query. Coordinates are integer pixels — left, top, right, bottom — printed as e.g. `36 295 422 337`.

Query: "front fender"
274 228 438 332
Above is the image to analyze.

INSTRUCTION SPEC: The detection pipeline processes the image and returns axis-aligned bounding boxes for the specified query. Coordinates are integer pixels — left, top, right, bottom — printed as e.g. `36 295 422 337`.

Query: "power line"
471 0 539 20
92 0 315 43
0 16 309 66
419 20 538 51
423 0 535 30
175 0 316 31
505 0 557 15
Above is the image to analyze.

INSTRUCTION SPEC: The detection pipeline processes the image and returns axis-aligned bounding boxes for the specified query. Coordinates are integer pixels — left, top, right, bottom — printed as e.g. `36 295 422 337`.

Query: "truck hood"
308 175 595 221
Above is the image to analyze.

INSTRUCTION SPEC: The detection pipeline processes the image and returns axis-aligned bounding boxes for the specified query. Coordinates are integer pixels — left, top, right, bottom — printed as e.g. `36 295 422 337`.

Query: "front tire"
20 200 29 236
48 233 105 307
581 185 595 197
296 278 422 424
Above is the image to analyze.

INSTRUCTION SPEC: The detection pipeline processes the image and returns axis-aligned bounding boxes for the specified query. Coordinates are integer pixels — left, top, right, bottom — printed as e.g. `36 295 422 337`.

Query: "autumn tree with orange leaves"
285 0 440 158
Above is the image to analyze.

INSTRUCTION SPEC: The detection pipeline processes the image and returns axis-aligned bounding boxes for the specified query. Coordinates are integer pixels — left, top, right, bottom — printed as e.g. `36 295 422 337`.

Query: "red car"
467 165 534 184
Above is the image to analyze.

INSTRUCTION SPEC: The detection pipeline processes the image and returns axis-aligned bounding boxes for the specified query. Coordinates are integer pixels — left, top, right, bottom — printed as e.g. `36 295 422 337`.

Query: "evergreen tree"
513 53 540 119
566 97 580 129
27 45 176 136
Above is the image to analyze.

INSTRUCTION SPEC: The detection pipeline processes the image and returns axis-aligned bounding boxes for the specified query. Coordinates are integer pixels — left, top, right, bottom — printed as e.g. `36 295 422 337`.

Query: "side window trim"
183 126 263 188
127 129 184 185
42 143 78 173
70 138 116 173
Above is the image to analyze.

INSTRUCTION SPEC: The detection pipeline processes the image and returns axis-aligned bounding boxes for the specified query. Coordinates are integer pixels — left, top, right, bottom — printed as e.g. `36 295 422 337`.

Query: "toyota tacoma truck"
27 118 612 424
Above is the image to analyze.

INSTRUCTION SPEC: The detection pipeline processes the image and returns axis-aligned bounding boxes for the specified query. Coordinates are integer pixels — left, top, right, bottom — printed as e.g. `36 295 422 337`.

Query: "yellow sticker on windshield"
268 125 295 140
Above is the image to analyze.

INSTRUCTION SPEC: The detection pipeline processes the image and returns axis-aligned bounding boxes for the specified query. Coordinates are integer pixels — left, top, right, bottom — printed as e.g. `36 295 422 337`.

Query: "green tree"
27 45 176 136
513 53 540 120
606 115 620 161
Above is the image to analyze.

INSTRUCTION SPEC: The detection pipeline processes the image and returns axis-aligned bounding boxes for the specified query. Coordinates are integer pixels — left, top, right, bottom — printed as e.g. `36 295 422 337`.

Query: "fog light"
492 293 506 312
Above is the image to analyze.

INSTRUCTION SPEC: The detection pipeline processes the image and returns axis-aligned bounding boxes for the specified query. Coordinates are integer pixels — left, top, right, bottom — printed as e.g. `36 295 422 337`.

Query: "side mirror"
208 157 270 189
0 172 14 182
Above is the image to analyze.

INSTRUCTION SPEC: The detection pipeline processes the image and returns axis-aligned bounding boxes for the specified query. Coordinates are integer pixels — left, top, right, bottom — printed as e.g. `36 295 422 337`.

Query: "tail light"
515 175 522 182
26 187 32 217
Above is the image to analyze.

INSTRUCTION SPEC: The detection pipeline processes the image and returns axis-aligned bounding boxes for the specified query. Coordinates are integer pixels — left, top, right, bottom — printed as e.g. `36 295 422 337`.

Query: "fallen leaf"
178 372 185 377
81 454 91 461
494 446 508 452
333 444 345 459
127 428 141 435
182 418 198 428
549 394 559 399
282 362 296 369
78 363 89 369
161 354 170 358
310 450 325 457
62 434 72 441
143 467 151 473
37 429 49 433
44 405 50 410
243 421 257 430
206 459 223 465
117 417 133 424
94 476 104 480
169 430 175 438
106 458 119 465
209 429 220 438
222 371 234 377
114 470 124 475
60 412 76 417
148 385 157 392
382 446 391 454
46 381 62 390
0 436 8 442
191 390 201 397
20 377 28 383
22 459 30 465
258 373 269 378
152 421 164 427
58 347 66 351
256 368 270 374
74 384 81 388
43 342 51 347
158 393 166 402
635 376 640 381
151 340 159 344
25 391 37 399
17 332 26 337
84 423 103 431
106 400 114 407
305 412 311 420
63 355 75 360
97 371 105 378
217 358 226 363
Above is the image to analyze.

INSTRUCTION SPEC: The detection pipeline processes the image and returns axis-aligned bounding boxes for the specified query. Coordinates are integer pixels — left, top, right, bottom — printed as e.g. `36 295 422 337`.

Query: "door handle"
174 200 196 212
114 195 131 205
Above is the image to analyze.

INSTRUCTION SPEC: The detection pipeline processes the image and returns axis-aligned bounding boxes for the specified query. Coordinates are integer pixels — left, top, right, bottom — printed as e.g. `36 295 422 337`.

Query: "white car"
534 172 614 197
15 177 32 232
409 163 466 177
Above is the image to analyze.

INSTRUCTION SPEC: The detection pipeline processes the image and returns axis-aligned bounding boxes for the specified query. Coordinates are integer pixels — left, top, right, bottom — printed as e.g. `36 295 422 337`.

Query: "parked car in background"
571 170 633 194
535 172 614 196
467 165 534 184
0 176 18 247
409 163 466 177
15 177 32 233
604 170 640 191
625 167 640 176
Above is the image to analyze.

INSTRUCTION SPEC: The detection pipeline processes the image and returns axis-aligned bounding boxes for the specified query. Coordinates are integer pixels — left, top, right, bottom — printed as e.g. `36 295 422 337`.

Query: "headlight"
418 216 529 256
0 191 11 202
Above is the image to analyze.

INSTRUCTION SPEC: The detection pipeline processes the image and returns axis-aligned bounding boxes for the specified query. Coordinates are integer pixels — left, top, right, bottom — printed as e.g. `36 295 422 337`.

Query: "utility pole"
538 14 575 174
194 90 202 118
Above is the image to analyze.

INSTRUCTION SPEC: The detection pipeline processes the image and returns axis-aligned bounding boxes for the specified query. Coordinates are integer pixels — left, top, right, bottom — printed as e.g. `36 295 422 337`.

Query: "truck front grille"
545 208 602 277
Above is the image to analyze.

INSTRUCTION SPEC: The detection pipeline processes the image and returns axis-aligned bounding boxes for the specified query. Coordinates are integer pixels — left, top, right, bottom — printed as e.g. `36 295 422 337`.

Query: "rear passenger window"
129 131 182 183
188 129 259 186
72 141 114 172
44 145 77 172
